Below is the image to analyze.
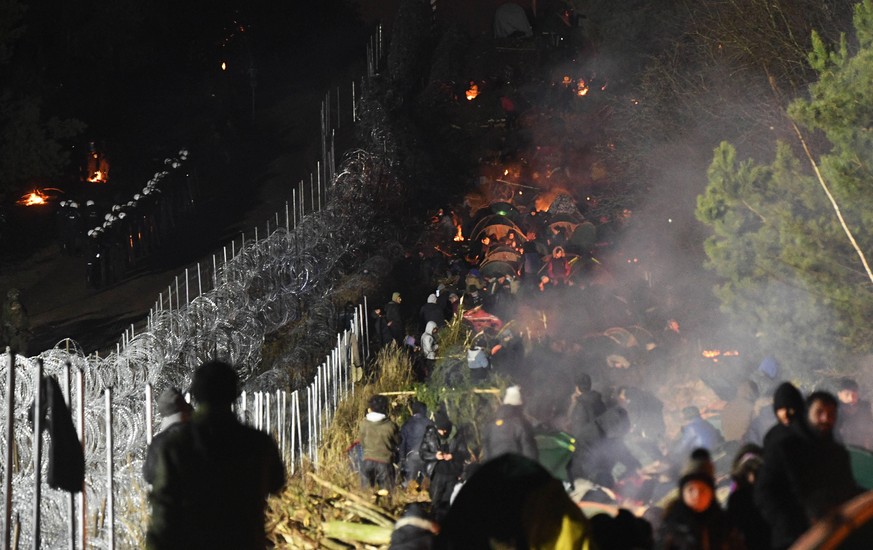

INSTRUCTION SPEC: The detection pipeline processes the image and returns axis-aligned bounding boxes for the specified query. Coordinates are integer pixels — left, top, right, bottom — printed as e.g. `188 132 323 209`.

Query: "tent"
568 221 598 252
480 259 518 278
489 201 520 218
547 213 581 235
493 3 533 39
849 446 873 490
484 244 522 264
471 214 525 242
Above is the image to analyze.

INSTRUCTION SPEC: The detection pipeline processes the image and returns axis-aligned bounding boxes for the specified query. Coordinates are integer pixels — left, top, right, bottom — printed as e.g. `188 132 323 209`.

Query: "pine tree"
696 1 873 376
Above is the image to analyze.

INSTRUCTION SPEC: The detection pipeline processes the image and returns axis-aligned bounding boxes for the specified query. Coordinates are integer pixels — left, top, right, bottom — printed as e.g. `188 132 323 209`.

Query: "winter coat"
482 404 538 461
656 500 740 550
385 301 404 341
754 422 810 549
421 322 438 360
727 484 770 550
419 425 469 479
570 406 640 487
360 412 400 464
399 414 433 461
419 295 445 332
145 407 285 550
673 417 724 461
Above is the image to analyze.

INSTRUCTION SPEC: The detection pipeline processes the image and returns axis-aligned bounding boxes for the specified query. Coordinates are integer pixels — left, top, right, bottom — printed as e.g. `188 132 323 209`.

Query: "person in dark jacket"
399 400 433 488
754 381 809 550
146 361 285 550
656 449 741 550
726 444 769 550
482 385 538 461
419 411 469 510
372 307 394 352
385 292 405 344
419 293 445 333
798 391 863 522
560 372 606 432
143 388 192 484
359 394 400 491
570 406 641 489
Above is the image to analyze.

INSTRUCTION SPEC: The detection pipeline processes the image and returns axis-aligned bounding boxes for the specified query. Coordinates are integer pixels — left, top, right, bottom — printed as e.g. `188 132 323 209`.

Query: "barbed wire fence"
1 26 397 550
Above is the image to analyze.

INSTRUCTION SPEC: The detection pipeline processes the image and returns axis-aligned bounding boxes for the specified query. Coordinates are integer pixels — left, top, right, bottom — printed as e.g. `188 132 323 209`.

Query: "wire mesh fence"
0 25 396 549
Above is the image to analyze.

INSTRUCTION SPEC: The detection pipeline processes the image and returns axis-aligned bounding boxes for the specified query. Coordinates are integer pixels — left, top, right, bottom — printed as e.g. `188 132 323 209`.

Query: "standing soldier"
3 289 31 355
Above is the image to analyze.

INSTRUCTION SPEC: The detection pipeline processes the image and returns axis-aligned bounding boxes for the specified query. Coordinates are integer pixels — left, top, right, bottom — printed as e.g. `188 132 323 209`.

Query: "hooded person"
482 385 538 461
420 321 439 379
399 400 433 488
419 293 445 332
754 381 811 550
656 448 740 549
143 388 193 484
146 361 285 550
419 410 469 512
727 444 770 550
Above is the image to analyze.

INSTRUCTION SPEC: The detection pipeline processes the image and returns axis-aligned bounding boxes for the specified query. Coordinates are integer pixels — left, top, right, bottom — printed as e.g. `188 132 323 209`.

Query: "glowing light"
221 61 227 71
576 79 589 97
87 170 106 183
466 82 479 101
17 189 49 206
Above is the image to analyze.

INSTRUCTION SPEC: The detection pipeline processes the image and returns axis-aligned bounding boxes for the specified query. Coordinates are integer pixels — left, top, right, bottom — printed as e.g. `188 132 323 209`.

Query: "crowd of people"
357 364 871 549
51 150 197 289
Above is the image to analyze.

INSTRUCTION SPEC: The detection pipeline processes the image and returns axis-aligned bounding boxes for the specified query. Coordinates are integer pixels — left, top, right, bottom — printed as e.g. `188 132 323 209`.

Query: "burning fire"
87 170 106 183
17 189 50 206
702 349 740 362
466 82 479 101
577 79 589 97
533 187 573 212
453 225 464 242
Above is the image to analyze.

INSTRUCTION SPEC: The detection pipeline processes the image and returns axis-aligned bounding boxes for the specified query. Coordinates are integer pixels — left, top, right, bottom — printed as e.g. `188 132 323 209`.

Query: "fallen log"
323 520 392 545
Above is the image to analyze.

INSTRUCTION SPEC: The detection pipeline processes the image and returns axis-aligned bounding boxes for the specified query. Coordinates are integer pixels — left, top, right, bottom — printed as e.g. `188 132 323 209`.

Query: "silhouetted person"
835 377 873 450
482 385 538 461
754 382 807 550
143 388 192 485
146 361 285 550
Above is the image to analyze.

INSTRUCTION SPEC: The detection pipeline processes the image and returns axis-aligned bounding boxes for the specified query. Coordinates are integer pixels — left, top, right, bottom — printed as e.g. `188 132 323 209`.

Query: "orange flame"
466 82 479 101
561 75 572 87
577 79 589 96
17 189 49 206
533 187 572 212
87 170 106 183
453 225 464 242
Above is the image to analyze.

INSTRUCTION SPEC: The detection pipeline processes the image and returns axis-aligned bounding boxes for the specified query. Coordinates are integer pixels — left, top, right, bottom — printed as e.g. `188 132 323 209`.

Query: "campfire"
576 79 589 97
465 82 479 101
17 189 51 206
87 170 106 183
453 224 464 242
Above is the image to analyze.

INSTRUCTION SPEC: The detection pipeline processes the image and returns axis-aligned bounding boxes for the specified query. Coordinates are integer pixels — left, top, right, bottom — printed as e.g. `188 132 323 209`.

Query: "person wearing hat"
726 444 770 550
146 361 285 550
657 448 740 549
142 388 192 484
754 381 810 550
419 410 469 512
385 292 404 344
482 385 538 461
